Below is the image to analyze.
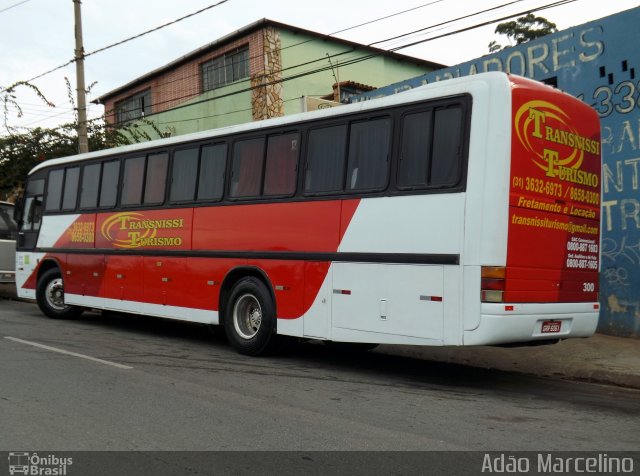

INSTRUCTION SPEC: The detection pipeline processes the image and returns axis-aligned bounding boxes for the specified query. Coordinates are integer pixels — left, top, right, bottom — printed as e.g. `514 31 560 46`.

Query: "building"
353 7 640 338
95 19 444 138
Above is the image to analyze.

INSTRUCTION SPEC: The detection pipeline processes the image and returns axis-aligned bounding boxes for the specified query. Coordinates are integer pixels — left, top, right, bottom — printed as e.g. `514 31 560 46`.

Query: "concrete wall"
353 7 640 337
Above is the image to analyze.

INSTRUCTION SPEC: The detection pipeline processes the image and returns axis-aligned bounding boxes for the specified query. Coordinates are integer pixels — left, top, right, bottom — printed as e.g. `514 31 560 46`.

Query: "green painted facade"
279 29 435 116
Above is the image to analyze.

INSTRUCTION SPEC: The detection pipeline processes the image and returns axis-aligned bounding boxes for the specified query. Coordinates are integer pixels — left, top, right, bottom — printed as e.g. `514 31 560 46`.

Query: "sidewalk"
378 334 640 390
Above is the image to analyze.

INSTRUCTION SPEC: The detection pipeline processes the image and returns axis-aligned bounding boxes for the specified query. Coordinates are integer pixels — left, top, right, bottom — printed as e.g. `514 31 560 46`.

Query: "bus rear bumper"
464 302 599 346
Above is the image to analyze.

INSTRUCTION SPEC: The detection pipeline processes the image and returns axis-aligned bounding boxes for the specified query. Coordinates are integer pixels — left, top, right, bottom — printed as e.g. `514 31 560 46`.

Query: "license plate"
541 320 562 333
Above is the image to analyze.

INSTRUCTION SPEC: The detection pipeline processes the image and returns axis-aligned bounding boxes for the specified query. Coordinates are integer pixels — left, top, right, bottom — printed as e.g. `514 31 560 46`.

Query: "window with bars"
201 47 250 92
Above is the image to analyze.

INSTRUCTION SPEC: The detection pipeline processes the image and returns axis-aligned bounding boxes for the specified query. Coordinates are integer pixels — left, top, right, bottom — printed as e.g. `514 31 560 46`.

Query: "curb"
376 343 640 390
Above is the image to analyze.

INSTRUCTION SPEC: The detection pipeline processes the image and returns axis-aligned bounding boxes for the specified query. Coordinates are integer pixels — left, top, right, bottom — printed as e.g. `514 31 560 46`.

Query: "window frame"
115 89 152 124
201 46 250 92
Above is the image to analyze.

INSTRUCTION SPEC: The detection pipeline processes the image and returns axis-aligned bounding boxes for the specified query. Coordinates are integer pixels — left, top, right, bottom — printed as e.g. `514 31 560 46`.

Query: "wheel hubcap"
45 278 68 311
233 294 262 340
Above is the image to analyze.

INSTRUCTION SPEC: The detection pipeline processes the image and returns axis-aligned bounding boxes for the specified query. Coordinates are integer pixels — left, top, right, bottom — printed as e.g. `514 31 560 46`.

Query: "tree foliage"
0 119 134 201
0 79 171 201
488 13 557 52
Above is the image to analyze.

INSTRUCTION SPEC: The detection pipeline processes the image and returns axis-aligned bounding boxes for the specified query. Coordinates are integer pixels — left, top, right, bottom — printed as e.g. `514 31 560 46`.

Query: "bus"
0 201 18 283
14 72 601 356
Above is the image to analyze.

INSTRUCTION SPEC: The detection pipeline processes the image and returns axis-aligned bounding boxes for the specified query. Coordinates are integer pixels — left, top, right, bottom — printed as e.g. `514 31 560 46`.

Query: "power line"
8 0 447 97
1 0 233 87
5 0 578 137
0 0 33 15
387 0 576 52
84 0 231 59
369 0 527 47
98 0 561 118
3 0 448 126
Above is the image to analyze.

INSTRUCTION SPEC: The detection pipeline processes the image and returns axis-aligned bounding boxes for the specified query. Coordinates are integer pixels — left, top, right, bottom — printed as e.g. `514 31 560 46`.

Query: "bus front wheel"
224 277 278 356
36 268 83 319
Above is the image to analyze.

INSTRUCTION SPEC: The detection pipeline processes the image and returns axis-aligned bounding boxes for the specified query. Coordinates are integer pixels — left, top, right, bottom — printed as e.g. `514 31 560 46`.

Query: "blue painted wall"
353 7 640 337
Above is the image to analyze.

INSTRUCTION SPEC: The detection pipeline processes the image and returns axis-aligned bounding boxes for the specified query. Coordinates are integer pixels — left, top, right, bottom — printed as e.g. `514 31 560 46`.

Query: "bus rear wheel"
36 268 83 319
224 277 278 356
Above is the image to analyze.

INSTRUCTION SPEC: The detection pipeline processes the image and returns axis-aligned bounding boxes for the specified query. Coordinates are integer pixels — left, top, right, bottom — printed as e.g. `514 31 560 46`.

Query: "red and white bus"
14 72 601 355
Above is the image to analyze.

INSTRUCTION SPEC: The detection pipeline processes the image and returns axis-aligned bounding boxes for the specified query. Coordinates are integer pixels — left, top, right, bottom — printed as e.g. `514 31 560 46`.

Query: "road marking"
4 336 133 370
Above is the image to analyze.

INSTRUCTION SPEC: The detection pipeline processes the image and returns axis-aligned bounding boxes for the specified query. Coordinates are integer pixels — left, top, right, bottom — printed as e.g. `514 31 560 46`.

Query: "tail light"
481 266 506 302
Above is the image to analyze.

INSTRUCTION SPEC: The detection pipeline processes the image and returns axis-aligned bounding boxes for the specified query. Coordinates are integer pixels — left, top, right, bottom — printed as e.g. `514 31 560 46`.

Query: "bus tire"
36 268 83 319
224 276 278 356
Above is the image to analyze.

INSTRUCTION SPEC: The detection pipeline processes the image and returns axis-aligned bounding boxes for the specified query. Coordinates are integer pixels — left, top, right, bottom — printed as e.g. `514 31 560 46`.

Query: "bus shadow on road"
65 308 640 414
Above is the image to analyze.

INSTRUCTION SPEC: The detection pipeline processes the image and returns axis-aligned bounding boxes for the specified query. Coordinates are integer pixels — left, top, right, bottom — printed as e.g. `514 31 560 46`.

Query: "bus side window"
80 163 101 209
22 178 44 231
346 118 390 191
144 152 169 205
304 124 347 194
22 195 43 231
230 138 264 198
61 166 80 210
398 105 464 189
45 169 64 211
398 111 432 188
121 157 145 206
99 160 120 208
170 148 199 203
264 133 298 196
431 106 463 186
198 144 226 201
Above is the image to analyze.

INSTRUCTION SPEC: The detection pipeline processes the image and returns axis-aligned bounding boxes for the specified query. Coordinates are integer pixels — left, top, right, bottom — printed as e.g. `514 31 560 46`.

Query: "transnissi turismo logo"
514 100 600 188
8 452 73 475
100 212 185 249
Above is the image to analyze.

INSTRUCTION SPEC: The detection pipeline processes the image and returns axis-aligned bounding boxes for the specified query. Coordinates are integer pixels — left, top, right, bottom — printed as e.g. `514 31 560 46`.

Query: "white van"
0 201 18 283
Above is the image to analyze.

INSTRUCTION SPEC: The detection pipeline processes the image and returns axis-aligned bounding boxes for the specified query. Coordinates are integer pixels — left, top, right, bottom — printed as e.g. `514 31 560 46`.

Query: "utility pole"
73 0 89 154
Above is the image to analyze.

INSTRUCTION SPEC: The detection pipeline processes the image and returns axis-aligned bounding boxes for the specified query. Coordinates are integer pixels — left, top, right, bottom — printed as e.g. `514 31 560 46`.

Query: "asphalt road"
1 298 639 455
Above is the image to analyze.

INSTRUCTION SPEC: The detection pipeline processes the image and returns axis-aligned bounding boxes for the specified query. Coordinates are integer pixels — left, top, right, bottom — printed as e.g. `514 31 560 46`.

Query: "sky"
0 0 638 134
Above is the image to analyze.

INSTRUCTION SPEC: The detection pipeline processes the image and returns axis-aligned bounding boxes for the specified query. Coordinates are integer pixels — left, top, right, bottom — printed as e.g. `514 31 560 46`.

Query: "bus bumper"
464 302 599 346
